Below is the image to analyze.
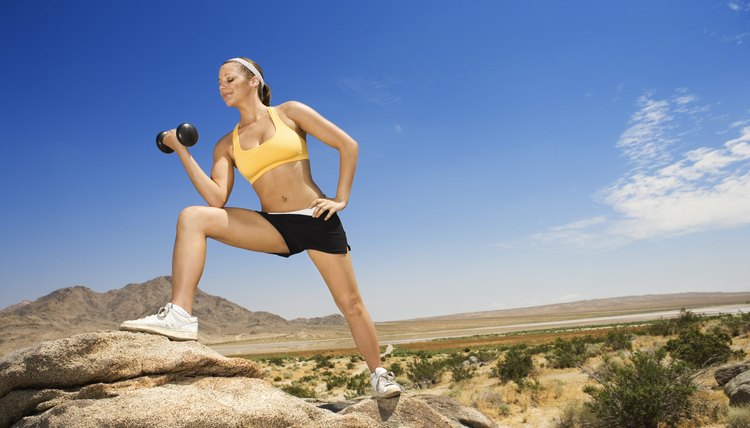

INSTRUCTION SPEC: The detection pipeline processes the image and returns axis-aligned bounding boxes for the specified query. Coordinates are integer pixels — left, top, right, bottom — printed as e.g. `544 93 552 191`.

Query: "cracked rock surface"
0 331 497 428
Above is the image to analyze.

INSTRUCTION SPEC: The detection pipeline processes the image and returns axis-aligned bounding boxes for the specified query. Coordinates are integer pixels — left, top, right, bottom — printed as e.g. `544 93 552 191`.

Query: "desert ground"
209 297 750 427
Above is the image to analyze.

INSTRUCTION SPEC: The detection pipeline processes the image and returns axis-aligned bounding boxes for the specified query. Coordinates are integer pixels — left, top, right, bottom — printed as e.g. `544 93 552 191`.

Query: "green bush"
406 355 445 386
554 401 597 428
665 330 732 368
450 363 475 382
604 329 633 351
389 361 404 377
548 338 587 368
265 356 286 366
469 348 500 363
344 370 369 398
583 349 698 428
282 382 317 398
717 313 750 338
495 345 534 384
647 309 702 337
322 372 348 390
312 354 335 369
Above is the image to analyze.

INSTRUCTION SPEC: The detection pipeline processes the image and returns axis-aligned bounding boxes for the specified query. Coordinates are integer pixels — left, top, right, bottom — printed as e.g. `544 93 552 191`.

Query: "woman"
120 57 402 398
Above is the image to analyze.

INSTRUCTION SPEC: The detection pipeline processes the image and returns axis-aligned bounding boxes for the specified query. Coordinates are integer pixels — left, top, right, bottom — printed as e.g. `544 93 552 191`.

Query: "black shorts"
257 210 350 257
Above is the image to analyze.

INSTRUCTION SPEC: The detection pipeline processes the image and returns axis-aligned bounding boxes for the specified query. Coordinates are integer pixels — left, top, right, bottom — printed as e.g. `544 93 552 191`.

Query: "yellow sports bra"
232 106 309 184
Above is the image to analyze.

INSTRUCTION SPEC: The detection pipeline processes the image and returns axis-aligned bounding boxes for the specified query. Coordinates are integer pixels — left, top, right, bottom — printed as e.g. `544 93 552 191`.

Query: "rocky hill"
0 276 346 357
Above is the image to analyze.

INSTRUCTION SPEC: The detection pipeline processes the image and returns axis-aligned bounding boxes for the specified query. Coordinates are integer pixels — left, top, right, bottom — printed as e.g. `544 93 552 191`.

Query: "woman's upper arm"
281 101 357 150
211 134 235 205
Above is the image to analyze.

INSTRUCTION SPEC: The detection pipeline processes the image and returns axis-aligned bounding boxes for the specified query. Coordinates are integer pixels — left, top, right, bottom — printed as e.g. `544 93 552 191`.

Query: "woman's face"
218 62 258 106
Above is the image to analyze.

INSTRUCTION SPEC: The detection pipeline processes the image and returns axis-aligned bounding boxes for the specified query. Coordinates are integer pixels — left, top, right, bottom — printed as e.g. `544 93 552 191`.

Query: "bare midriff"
250 159 326 212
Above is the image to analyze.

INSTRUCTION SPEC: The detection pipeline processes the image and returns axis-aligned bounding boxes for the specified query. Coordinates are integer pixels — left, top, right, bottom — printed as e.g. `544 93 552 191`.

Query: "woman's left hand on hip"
309 198 347 220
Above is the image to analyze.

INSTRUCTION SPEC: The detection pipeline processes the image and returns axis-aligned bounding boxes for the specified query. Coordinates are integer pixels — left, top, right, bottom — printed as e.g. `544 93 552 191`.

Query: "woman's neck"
236 98 268 127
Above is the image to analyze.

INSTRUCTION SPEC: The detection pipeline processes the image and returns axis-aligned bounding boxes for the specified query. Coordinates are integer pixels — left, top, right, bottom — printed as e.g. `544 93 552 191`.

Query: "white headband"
227 58 265 86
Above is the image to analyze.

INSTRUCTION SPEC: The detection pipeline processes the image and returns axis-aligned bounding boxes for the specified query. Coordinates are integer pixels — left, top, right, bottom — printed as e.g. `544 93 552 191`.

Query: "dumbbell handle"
156 123 199 154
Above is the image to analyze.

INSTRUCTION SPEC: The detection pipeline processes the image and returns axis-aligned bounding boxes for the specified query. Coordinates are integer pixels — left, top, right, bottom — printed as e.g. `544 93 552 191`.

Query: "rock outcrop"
725 369 750 407
0 331 497 428
715 360 750 387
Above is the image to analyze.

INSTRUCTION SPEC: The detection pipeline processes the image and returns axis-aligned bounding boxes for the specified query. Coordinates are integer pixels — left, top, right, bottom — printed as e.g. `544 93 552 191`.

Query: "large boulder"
339 394 498 428
715 360 750 387
725 370 750 407
0 331 497 428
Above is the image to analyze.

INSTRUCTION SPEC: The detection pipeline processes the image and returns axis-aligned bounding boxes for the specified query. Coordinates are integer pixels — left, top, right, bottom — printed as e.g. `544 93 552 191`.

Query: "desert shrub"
604 329 633 351
450 362 475 382
547 338 587 368
344 370 369 399
555 400 597 428
518 377 545 405
648 309 703 337
495 345 534 384
282 382 316 398
312 354 335 369
273 375 282 382
299 374 318 383
728 404 750 428
322 372 348 390
665 329 732 368
406 354 445 386
388 361 404 377
717 313 750 338
443 352 465 367
470 348 500 363
583 349 699 428
264 356 286 366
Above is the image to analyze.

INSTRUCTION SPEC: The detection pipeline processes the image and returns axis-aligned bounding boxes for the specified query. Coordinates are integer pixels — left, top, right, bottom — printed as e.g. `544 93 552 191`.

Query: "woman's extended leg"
306 249 381 371
307 249 402 397
170 206 290 313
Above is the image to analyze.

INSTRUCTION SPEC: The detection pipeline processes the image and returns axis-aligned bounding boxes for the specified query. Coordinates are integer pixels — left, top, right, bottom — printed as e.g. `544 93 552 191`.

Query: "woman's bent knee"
177 206 223 233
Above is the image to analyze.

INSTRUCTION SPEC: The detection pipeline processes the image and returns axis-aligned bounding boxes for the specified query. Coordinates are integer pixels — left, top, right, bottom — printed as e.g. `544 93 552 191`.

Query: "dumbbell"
156 123 199 154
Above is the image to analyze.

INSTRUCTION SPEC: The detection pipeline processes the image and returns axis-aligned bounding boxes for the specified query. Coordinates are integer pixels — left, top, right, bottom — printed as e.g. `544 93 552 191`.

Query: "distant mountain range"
0 276 346 357
3 276 749 358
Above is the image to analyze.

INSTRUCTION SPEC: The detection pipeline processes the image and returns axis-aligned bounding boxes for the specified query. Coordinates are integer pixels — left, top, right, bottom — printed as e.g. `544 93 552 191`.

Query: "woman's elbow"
347 139 359 155
207 194 229 208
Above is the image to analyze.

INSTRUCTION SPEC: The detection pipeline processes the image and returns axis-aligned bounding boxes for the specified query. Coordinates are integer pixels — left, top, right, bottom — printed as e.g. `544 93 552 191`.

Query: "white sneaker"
371 367 403 398
119 303 198 341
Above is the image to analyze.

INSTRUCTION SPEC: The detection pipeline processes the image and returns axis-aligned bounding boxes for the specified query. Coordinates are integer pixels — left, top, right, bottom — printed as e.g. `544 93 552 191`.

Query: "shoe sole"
119 324 197 341
372 389 402 399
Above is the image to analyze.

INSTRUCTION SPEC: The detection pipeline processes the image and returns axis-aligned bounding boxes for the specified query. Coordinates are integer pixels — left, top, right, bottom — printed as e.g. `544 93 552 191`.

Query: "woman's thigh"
181 206 289 254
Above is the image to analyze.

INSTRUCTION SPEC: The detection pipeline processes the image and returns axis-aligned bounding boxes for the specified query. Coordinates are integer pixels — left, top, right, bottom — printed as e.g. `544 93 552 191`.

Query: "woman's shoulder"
274 100 315 118
213 130 234 154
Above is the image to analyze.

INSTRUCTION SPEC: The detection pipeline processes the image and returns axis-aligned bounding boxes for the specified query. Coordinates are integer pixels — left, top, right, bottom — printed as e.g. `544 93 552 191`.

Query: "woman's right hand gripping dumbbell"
156 123 199 154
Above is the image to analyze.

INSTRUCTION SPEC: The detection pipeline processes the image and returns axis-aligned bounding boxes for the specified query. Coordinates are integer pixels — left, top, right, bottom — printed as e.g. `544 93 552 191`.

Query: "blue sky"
1 1 749 321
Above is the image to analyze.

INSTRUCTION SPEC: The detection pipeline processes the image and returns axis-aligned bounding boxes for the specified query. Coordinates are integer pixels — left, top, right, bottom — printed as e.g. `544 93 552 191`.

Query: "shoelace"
377 372 400 389
156 305 170 320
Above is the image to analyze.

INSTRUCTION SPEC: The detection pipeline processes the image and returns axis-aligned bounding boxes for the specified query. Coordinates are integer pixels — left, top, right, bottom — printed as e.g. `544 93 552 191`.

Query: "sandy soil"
248 317 743 427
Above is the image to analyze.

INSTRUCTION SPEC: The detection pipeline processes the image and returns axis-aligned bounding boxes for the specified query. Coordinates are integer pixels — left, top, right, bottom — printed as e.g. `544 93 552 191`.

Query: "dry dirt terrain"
216 293 750 427
249 321 740 427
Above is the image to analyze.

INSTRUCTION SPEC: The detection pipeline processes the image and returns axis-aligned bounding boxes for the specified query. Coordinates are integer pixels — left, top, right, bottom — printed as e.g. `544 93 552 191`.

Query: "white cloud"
394 123 404 133
724 32 750 45
531 90 750 250
337 76 403 107
616 93 676 170
728 1 750 12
